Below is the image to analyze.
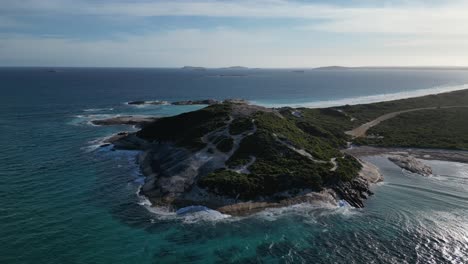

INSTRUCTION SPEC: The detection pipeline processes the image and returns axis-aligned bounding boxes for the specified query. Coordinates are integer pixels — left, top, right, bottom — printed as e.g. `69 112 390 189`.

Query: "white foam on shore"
136 187 356 224
254 83 468 108
70 113 122 126
80 136 112 152
137 195 231 223
251 201 357 222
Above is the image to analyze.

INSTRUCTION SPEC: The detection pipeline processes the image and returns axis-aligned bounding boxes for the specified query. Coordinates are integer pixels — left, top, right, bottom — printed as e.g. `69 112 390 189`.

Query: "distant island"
314 66 468 71
314 66 350 70
179 65 468 71
99 89 468 215
181 66 250 71
181 66 207 71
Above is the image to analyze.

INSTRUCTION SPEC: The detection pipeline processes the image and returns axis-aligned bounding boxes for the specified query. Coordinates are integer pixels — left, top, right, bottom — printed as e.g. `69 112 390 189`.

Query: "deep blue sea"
1 68 468 263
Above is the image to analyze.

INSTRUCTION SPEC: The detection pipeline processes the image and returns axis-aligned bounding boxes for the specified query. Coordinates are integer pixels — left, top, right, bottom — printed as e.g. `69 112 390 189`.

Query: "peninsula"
106 89 468 215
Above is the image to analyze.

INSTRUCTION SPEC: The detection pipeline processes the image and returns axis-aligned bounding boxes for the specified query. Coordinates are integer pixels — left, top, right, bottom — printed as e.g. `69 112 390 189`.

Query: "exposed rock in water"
388 155 432 176
127 100 169 105
332 177 373 208
91 116 160 127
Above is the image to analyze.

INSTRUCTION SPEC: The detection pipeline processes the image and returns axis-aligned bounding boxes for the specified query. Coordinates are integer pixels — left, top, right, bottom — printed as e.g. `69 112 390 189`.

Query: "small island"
181 66 207 71
106 89 468 215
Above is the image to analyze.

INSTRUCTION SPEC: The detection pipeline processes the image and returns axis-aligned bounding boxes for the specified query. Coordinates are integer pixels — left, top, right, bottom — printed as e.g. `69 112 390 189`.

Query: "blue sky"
1 0 468 67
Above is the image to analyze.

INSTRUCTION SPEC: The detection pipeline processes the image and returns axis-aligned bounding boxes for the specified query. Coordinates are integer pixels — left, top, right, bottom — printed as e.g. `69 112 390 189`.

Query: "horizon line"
2 65 468 70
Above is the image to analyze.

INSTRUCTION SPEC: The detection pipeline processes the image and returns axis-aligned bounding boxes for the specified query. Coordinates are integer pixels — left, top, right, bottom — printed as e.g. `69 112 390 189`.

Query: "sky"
1 0 468 67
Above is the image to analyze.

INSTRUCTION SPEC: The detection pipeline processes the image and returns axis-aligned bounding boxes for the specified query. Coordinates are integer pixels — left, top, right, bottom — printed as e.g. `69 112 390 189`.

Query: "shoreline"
253 84 468 108
344 146 468 164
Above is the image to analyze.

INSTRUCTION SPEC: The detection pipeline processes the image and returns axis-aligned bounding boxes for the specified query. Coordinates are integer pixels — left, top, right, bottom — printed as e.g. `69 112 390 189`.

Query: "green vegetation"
198 170 262 199
339 89 468 150
135 89 468 201
137 104 231 150
357 108 468 150
216 137 234 153
333 155 363 182
284 108 355 147
229 117 254 135
253 111 341 160
338 89 468 125
202 111 361 199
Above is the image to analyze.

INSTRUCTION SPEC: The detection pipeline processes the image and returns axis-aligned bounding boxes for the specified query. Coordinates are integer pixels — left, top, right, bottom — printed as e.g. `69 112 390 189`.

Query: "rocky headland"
99 89 468 215
107 101 381 215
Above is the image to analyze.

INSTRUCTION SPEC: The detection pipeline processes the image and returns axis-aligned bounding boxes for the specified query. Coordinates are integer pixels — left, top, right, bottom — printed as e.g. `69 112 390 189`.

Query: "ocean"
1 67 467 263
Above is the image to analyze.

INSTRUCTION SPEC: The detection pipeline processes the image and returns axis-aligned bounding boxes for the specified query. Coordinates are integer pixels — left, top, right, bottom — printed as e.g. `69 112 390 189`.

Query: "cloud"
0 29 288 67
3 0 468 36
2 26 467 67
1 0 468 66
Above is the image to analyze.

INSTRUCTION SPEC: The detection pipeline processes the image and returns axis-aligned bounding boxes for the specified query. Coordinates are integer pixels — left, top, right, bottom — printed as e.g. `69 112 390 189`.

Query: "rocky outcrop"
332 177 373 208
127 100 169 105
109 133 151 150
388 155 432 176
216 189 338 216
105 102 375 215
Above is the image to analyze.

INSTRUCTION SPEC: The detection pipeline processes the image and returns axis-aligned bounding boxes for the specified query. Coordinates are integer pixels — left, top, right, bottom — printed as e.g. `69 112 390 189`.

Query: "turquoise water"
1 68 468 263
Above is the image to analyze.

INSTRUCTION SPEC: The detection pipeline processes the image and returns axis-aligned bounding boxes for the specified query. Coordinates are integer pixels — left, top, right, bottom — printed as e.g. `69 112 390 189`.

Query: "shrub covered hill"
114 101 371 214
112 89 468 214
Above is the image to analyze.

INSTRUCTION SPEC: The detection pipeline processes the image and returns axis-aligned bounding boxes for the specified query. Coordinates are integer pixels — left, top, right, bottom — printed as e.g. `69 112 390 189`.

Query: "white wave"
80 136 114 152
179 210 231 224
251 201 357 222
70 113 123 126
138 199 231 223
254 83 468 108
